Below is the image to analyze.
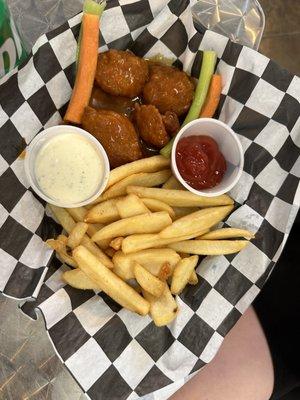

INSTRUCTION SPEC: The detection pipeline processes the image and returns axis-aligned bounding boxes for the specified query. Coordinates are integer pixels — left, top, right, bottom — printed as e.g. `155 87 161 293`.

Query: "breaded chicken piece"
162 111 180 137
82 107 142 168
133 104 169 149
143 65 194 116
95 49 149 98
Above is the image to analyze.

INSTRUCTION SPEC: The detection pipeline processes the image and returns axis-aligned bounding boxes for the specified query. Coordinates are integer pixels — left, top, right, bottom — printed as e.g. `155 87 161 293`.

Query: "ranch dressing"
35 133 103 204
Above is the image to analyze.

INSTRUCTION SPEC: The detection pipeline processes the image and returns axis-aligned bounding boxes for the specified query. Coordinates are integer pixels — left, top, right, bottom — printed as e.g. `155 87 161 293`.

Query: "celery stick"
160 136 174 158
76 0 106 67
160 50 217 158
76 28 83 67
183 50 217 125
83 0 106 16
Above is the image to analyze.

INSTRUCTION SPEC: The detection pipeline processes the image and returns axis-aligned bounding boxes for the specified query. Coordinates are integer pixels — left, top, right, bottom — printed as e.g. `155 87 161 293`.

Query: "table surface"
2 2 85 399
1 1 299 399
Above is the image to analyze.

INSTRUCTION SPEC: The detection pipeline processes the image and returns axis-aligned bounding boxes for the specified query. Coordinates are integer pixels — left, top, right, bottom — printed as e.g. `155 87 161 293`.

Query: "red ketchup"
176 135 226 190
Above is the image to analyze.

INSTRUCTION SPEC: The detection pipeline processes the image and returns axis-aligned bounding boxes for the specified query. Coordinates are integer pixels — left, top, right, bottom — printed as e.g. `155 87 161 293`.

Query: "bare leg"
170 306 274 400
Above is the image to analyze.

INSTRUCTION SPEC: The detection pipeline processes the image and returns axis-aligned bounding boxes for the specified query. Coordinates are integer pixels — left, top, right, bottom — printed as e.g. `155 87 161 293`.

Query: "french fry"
66 207 87 223
57 234 68 245
116 194 149 218
92 212 172 242
199 227 255 240
46 238 78 268
112 249 181 280
188 270 198 285
127 186 234 207
48 204 76 233
168 240 249 255
107 155 170 188
57 250 78 268
67 222 89 249
171 255 199 295
46 238 64 252
63 269 101 290
121 234 165 253
99 170 172 201
134 262 165 298
162 175 184 190
81 236 114 269
141 198 175 218
66 207 103 237
121 229 209 254
73 246 150 315
173 207 199 219
84 199 119 224
143 284 178 326
47 234 66 247
110 237 124 251
86 223 105 238
48 204 114 268
157 262 173 281
159 205 234 239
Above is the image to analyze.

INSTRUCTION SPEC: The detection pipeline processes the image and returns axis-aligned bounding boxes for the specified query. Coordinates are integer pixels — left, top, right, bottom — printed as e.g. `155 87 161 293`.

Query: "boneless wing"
95 49 149 98
133 104 169 149
143 65 194 116
82 107 142 168
162 111 180 137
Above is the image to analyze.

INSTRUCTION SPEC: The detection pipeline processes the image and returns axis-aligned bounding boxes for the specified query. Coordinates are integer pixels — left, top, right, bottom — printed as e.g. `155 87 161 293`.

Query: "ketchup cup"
171 118 244 197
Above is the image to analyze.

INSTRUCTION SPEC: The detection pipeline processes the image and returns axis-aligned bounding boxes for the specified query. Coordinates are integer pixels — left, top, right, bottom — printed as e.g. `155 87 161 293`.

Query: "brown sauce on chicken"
80 50 193 167
89 86 139 118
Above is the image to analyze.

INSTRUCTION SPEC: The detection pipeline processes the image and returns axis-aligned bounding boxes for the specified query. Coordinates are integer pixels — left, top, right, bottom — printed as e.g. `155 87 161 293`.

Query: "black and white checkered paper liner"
1 0 300 398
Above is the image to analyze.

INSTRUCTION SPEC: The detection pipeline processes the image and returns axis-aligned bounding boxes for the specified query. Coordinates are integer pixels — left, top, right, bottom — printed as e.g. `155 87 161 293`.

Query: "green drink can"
0 0 27 78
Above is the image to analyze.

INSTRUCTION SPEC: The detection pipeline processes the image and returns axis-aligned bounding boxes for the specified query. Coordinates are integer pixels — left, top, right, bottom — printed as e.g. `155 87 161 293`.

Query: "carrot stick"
64 13 100 124
199 74 222 118
76 0 106 68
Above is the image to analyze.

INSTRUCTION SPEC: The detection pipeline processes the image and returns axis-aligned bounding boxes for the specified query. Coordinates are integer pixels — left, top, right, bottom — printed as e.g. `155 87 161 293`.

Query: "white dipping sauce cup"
171 118 244 197
24 125 110 208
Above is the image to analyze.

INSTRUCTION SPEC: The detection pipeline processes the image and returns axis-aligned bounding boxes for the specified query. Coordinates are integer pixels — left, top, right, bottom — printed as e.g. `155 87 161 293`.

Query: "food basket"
0 0 299 399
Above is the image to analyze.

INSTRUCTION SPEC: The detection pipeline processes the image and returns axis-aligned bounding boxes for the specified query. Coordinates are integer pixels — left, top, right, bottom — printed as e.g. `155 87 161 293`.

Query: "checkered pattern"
2 0 300 398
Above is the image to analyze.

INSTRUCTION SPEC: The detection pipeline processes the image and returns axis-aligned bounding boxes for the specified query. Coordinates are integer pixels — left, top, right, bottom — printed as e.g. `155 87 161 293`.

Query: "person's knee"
171 307 274 400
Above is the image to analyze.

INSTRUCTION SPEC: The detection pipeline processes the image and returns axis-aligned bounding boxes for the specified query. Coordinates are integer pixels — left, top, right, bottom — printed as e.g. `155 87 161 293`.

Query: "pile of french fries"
46 155 254 326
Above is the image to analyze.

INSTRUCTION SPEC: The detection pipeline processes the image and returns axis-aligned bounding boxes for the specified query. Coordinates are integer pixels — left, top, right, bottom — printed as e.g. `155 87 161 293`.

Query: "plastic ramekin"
24 125 110 208
171 118 244 197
